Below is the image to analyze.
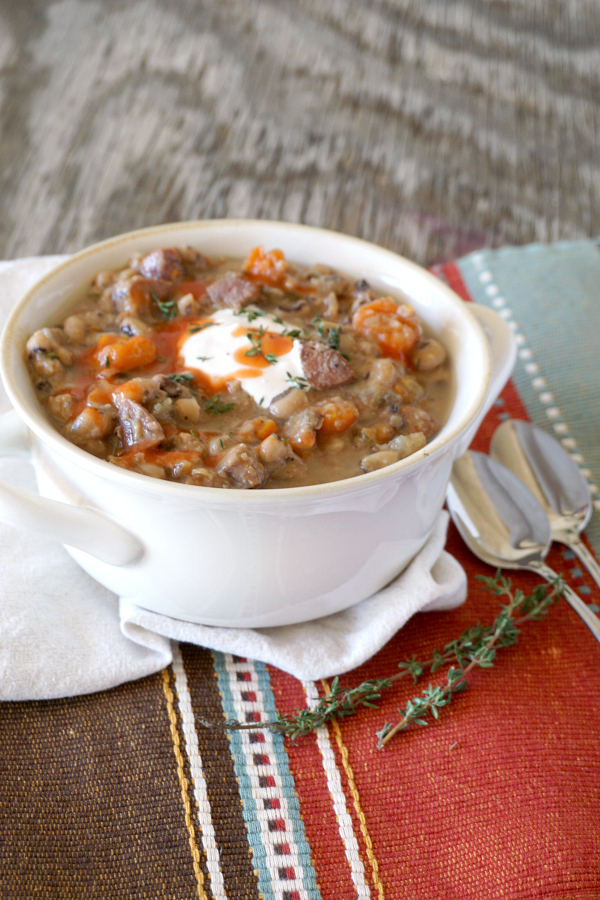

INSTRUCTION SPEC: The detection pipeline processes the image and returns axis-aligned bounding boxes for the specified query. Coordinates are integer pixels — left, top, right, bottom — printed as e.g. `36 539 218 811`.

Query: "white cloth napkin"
0 257 467 701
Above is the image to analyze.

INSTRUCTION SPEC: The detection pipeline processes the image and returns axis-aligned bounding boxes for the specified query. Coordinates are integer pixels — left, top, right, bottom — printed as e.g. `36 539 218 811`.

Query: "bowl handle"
0 410 143 566
469 304 517 419
451 304 516 458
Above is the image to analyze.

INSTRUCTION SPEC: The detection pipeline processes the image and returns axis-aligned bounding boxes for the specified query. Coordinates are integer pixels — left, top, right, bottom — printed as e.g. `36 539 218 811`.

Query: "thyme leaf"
312 316 347 355
235 307 267 323
286 372 309 391
205 394 235 415
167 372 194 383
151 291 178 321
244 327 265 357
197 572 565 747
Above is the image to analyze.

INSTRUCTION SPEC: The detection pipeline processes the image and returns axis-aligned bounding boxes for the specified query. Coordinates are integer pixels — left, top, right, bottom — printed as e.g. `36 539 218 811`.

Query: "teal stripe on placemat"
213 651 321 900
252 661 320 896
457 241 600 557
213 652 275 900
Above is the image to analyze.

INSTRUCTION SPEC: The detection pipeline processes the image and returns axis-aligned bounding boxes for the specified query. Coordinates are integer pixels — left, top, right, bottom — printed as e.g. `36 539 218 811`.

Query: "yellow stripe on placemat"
161 667 209 900
323 679 385 900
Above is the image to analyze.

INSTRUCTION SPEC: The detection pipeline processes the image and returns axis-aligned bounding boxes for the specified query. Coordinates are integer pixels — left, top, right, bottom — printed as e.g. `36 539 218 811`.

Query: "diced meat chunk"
397 406 438 438
300 341 354 390
139 248 183 280
113 394 165 451
112 277 172 316
206 275 260 309
217 443 267 489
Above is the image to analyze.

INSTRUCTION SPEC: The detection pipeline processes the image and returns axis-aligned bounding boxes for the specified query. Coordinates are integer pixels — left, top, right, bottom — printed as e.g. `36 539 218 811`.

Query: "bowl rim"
0 218 491 503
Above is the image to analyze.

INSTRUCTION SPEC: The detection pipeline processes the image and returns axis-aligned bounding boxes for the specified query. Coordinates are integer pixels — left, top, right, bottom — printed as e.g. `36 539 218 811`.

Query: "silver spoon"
446 450 600 643
490 419 600 591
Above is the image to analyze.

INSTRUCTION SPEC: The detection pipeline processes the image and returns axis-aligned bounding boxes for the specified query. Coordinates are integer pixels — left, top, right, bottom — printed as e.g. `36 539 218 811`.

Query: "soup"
26 245 451 489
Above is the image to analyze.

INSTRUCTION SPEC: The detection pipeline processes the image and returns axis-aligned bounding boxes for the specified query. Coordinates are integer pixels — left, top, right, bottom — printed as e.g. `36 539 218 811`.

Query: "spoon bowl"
491 419 600 590
447 450 600 643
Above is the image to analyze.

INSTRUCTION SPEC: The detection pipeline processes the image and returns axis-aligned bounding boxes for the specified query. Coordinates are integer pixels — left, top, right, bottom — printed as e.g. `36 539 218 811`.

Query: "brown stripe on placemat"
0 672 203 899
179 643 261 900
160 666 209 899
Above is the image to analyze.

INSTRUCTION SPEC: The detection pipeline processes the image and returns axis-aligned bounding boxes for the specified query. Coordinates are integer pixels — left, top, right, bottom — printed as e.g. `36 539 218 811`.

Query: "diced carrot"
116 448 201 468
243 246 288 285
254 418 279 440
94 335 157 373
95 333 117 350
352 298 420 360
147 450 201 467
316 399 358 435
112 380 146 404
86 379 114 405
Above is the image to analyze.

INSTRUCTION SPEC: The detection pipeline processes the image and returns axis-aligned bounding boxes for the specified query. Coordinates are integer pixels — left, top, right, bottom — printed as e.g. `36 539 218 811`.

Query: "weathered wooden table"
1 0 598 265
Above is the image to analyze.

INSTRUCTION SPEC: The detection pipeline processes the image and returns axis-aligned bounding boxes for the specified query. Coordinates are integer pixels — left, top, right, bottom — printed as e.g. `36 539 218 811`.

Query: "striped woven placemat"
2 247 599 900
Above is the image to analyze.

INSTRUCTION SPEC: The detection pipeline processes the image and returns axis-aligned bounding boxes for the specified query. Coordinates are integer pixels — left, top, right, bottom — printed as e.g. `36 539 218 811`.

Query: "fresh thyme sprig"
375 573 563 747
198 572 564 747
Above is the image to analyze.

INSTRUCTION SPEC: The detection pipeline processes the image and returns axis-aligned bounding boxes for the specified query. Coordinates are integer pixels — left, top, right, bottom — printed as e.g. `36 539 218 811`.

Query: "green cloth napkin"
458 240 600 557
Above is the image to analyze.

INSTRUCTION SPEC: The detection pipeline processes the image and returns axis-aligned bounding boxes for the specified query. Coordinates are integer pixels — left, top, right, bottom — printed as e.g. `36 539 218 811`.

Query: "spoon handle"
530 560 600 644
564 539 600 594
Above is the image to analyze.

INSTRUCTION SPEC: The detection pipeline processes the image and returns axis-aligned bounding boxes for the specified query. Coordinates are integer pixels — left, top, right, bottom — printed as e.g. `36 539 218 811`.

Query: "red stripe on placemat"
266 668 363 900
435 260 530 450
435 260 473 303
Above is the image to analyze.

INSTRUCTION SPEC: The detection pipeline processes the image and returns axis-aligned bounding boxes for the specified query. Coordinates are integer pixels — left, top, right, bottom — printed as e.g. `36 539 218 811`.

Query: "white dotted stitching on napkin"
470 253 600 516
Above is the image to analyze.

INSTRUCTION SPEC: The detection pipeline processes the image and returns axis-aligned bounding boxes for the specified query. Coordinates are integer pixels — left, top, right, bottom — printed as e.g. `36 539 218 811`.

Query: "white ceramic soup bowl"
0 221 515 627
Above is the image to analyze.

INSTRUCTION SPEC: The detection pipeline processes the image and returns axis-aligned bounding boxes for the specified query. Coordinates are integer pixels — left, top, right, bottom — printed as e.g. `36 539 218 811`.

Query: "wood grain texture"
0 0 598 265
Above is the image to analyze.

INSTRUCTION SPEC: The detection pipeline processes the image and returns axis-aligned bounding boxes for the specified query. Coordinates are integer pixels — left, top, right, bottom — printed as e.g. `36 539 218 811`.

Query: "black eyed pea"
360 449 400 472
269 388 309 419
410 339 447 371
388 432 427 458
175 397 200 423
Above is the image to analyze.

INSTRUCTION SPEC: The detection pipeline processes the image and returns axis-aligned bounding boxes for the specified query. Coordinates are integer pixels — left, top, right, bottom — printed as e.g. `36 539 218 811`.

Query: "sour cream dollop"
178 307 306 407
